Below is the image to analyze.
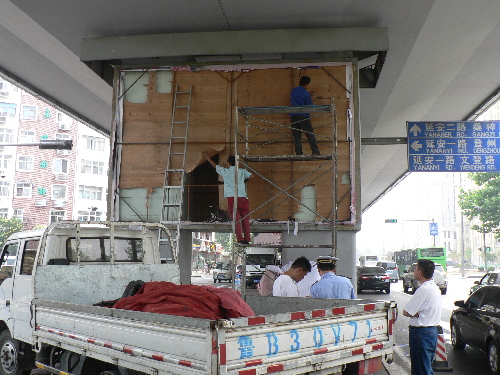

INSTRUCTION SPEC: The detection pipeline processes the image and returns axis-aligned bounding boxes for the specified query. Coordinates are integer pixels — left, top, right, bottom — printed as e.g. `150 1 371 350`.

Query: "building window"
52 184 66 199
22 105 37 120
78 210 102 222
78 185 103 200
15 183 31 197
0 103 16 118
55 133 71 140
13 209 23 221
17 156 34 171
0 155 12 170
81 160 105 175
0 128 14 143
0 208 7 218
50 210 65 223
0 181 10 197
82 135 105 151
53 159 69 173
19 130 36 143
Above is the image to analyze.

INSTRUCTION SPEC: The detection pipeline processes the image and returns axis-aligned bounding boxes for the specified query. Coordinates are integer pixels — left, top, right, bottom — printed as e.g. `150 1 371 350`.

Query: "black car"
451 286 500 374
357 266 390 294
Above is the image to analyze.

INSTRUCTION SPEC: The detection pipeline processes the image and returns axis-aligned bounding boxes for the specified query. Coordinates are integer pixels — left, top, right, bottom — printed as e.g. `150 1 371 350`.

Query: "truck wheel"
0 330 31 375
213 279 217 283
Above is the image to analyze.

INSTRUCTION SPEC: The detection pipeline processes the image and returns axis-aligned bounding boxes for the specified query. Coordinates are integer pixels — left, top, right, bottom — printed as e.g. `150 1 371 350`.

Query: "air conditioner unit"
34 200 47 207
55 174 67 181
56 149 69 155
58 123 70 131
0 91 8 97
0 117 6 124
53 200 65 208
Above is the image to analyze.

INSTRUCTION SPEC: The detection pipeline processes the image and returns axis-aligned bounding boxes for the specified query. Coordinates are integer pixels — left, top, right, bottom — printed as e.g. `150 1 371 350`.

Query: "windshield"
419 248 445 257
359 267 386 274
246 254 275 266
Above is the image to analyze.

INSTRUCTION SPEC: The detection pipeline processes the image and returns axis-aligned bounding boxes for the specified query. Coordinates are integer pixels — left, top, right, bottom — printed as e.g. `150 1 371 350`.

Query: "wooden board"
119 66 354 222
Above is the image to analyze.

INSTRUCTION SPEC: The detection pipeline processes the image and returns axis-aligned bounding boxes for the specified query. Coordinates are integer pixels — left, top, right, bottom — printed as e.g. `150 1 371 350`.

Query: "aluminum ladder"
159 85 193 260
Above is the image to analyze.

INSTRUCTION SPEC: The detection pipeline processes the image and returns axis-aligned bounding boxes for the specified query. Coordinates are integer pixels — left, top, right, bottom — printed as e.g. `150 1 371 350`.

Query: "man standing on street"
290 76 321 156
273 256 311 297
310 256 355 299
403 259 442 375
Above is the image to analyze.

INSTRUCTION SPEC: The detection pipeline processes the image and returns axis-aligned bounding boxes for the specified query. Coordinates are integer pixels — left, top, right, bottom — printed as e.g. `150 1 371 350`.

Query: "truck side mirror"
474 280 479 285
454 300 466 307
403 269 408 273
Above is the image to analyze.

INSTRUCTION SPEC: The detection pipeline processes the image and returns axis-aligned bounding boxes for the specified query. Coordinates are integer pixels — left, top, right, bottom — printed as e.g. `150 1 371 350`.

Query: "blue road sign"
407 121 500 172
430 223 438 236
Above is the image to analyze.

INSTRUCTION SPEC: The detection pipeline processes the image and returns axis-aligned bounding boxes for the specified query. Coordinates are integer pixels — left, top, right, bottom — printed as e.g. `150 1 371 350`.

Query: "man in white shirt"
280 260 320 297
273 256 311 297
403 259 442 375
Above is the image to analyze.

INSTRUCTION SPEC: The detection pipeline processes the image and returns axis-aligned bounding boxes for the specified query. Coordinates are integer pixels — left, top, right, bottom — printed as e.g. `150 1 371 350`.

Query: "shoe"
238 240 250 245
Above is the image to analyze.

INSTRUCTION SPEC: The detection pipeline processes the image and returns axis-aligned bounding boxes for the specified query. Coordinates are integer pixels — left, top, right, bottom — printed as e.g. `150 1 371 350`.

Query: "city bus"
394 247 447 279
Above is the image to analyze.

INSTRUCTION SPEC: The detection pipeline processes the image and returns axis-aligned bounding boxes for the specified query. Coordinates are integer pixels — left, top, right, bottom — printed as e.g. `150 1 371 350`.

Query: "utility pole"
483 230 487 273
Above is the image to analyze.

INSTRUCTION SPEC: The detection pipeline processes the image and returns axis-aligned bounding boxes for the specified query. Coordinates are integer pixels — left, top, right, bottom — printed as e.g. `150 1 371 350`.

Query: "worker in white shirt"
403 259 442 375
272 256 311 297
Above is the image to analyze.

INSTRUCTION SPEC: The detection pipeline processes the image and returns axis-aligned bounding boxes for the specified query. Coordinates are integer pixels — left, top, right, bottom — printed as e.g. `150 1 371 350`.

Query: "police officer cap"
316 256 339 264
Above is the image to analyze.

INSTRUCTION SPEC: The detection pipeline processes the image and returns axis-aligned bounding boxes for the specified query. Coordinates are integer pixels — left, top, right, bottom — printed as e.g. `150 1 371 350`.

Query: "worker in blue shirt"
310 256 355 299
290 76 320 156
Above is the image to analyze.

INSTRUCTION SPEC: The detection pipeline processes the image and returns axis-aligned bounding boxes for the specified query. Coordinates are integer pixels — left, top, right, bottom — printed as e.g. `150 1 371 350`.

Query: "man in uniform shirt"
403 259 442 375
310 256 355 299
273 256 312 297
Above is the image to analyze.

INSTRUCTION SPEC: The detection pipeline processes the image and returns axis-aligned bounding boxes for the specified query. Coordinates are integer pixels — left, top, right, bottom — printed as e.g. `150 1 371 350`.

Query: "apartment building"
0 77 109 228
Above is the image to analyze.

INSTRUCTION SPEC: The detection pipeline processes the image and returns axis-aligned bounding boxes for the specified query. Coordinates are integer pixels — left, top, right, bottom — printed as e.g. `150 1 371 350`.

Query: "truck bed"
34 296 396 375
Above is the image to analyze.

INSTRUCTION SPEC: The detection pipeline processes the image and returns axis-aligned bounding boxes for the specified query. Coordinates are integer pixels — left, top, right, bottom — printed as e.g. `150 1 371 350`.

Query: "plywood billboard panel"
118 65 355 223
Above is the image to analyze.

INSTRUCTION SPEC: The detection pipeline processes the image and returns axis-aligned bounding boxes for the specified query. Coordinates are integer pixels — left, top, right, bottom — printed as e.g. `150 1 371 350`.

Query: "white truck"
243 248 277 287
0 221 397 375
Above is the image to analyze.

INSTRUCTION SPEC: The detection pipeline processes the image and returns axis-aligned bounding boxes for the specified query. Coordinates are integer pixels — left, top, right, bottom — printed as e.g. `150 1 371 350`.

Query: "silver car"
403 262 447 294
376 261 399 283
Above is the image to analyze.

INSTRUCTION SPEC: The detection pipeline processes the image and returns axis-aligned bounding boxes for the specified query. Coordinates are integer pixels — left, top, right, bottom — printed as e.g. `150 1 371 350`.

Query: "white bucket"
294 185 316 222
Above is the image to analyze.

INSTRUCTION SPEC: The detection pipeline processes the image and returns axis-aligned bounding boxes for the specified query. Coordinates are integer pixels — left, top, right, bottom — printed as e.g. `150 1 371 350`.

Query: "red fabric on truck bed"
113 282 254 320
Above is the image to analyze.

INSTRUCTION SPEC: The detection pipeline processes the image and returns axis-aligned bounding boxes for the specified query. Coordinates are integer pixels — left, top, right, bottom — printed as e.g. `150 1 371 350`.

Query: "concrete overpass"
0 0 499 210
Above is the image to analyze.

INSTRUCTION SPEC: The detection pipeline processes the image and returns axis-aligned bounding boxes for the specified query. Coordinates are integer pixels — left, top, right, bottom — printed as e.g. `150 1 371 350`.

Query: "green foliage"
215 232 234 252
0 217 23 249
458 172 500 234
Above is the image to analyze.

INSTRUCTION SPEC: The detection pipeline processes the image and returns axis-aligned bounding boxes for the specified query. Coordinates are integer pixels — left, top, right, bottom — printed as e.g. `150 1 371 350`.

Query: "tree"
0 217 23 250
458 172 500 234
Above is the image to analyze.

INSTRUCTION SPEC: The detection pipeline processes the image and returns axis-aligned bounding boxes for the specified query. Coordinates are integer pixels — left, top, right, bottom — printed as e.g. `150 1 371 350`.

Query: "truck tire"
0 330 32 375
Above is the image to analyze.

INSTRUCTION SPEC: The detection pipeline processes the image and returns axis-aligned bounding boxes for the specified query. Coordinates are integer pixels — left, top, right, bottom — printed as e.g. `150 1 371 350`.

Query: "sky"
356 172 460 258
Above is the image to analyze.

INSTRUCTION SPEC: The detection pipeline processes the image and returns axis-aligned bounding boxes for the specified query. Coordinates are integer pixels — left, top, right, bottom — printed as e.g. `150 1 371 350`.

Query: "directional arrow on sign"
411 141 422 151
409 124 421 136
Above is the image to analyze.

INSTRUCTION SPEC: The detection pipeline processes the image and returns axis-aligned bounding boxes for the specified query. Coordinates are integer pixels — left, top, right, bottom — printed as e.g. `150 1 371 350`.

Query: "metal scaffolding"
231 101 338 295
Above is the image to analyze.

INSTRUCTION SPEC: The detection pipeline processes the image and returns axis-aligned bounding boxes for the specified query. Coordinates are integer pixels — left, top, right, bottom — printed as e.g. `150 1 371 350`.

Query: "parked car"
470 272 500 295
357 266 390 294
451 286 500 374
403 262 447 294
376 261 399 283
212 261 232 282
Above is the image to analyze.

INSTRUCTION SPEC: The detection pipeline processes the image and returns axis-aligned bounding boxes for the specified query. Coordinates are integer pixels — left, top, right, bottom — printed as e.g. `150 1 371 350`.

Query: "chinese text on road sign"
407 121 500 172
